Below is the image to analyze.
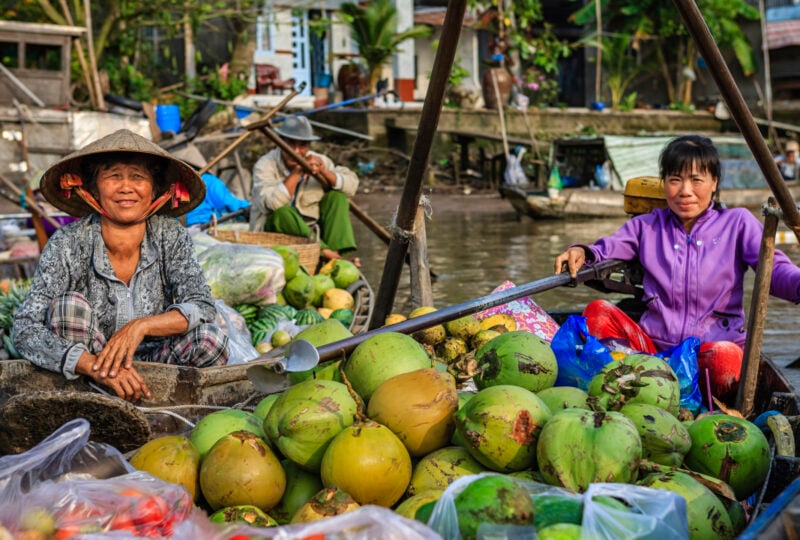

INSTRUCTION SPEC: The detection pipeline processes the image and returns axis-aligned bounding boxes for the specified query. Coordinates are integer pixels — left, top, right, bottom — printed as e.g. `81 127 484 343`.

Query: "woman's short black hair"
659 135 721 181
81 151 167 197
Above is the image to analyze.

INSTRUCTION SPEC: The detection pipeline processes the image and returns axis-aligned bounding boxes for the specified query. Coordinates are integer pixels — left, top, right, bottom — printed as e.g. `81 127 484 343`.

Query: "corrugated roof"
414 8 476 27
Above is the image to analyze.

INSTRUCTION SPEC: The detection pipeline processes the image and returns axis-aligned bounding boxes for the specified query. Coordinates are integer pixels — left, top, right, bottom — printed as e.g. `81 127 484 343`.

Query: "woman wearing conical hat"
12 129 230 402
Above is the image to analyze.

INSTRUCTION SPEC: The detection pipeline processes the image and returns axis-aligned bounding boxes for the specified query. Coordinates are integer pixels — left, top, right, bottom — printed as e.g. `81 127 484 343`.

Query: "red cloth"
583 299 743 402
582 299 657 354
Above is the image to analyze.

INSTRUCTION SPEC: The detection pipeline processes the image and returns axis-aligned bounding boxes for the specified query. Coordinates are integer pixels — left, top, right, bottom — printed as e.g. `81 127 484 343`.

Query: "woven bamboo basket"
209 229 320 274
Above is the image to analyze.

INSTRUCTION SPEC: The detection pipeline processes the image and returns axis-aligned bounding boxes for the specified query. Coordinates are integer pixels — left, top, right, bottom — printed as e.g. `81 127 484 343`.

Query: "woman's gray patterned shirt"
12 214 217 379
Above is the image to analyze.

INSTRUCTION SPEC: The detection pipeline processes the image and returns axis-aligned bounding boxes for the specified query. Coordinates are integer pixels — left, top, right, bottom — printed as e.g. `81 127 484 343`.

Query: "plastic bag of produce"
215 505 441 539
215 299 259 364
0 418 132 508
581 483 688 540
426 474 689 540
0 419 204 537
656 337 702 415
551 315 613 389
190 229 223 257
199 242 285 306
476 280 560 341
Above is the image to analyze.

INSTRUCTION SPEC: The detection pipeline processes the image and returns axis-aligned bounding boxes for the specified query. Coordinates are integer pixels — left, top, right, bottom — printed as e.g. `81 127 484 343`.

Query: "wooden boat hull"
0 275 374 454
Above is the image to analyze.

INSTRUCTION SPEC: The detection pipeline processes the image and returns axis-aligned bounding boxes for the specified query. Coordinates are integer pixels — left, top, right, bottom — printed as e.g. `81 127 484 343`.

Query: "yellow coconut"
479 314 517 333
317 307 333 319
322 288 355 311
384 313 407 326
290 487 360 524
367 368 459 456
129 435 201 501
409 306 446 346
320 420 412 507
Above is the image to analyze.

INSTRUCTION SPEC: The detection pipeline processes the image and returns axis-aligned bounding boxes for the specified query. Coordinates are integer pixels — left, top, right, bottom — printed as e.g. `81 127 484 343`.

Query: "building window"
25 43 61 71
0 42 19 68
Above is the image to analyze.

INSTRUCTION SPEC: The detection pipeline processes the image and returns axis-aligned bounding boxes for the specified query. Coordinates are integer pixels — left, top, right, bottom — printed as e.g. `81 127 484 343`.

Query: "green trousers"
264 191 357 253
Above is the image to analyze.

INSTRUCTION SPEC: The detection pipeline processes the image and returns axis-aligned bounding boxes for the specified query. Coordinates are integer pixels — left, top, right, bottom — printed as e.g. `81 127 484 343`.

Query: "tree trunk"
229 21 256 79
183 6 196 81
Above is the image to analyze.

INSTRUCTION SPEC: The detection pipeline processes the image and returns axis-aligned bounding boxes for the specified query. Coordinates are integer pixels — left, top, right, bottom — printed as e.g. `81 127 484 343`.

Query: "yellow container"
624 176 668 215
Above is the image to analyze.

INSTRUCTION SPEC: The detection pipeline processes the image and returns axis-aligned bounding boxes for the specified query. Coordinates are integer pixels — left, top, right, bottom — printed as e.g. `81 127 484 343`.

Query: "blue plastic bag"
551 315 613 389
656 337 702 414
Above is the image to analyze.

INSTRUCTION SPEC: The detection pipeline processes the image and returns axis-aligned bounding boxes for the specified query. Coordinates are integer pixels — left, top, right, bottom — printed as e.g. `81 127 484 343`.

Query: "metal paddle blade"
277 339 320 373
245 339 320 394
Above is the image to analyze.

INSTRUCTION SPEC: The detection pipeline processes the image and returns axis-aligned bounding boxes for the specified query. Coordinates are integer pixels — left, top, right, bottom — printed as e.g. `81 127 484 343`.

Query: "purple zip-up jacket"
579 205 800 350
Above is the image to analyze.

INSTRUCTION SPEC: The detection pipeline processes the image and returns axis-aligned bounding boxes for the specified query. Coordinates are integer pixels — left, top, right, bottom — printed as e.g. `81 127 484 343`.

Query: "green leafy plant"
339 0 431 96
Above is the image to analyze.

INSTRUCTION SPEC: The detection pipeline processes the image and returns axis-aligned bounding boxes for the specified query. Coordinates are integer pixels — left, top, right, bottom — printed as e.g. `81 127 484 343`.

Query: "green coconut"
342 331 432 401
638 470 735 539
620 402 692 467
407 446 487 496
394 490 443 521
329 259 360 289
189 408 267 460
685 414 770 500
588 353 681 415
284 273 314 309
287 319 353 384
474 331 558 392
264 379 358 472
272 246 300 281
253 394 281 422
310 274 336 307
536 386 591 412
454 385 552 472
537 409 642 492
269 459 324 524
454 475 535 540
208 505 278 526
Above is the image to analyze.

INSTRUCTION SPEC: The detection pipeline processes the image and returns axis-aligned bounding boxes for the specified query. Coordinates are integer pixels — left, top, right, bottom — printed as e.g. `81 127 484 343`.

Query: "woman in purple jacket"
554 135 800 402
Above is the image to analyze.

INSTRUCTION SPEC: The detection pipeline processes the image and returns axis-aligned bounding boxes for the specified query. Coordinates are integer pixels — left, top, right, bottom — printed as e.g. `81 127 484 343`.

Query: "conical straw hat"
39 129 206 218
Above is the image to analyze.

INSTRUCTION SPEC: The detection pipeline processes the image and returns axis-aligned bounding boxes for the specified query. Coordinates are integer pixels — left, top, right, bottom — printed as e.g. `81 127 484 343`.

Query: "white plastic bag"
199 242 285 306
582 483 688 540
214 299 259 364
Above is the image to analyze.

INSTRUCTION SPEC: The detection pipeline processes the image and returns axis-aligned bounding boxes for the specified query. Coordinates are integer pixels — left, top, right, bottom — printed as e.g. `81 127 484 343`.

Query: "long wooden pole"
200 83 305 175
370 0 468 328
737 201 778 417
672 0 800 239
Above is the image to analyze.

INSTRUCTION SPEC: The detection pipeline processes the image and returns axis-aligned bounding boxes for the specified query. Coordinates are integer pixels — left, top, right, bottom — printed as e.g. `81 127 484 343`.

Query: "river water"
351 190 800 371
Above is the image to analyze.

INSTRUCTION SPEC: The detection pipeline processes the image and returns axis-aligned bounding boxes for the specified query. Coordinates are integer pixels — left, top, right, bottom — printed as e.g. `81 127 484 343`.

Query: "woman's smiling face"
95 162 155 224
664 161 718 232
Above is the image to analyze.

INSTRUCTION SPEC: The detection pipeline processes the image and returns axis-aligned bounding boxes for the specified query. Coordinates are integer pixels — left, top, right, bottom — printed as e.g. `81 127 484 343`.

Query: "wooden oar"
198 82 306 176
198 207 250 231
245 259 628 391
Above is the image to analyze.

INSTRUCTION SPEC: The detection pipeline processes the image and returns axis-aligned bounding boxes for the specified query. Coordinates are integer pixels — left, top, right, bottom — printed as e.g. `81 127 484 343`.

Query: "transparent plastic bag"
426 474 689 540
217 505 442 540
582 483 688 540
199 242 285 306
0 418 133 509
2 471 196 538
215 299 259 364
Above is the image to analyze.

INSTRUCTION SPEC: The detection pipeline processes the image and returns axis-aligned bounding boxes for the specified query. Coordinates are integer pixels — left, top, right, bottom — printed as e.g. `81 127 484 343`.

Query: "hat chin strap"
60 173 190 223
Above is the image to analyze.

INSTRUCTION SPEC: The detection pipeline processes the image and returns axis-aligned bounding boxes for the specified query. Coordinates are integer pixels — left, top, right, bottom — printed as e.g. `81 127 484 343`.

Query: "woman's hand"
554 246 587 278
92 320 146 378
77 351 151 402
